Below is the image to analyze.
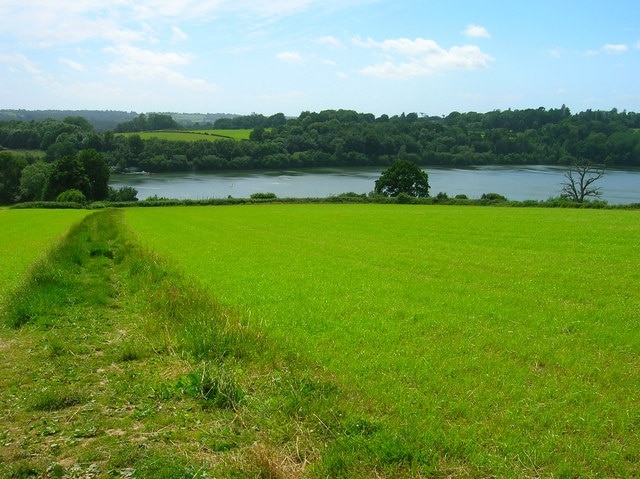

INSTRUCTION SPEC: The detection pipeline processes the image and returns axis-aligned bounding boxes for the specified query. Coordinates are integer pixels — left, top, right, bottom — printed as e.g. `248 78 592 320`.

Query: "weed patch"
29 389 85 412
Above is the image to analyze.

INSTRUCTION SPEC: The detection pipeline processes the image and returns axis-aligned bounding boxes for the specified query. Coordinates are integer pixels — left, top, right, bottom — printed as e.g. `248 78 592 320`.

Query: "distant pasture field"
125 204 640 477
0 209 90 299
117 129 252 141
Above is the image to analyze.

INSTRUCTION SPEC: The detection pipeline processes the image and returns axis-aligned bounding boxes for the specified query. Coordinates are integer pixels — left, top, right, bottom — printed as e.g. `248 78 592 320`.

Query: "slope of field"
0 209 90 299
117 129 252 141
125 204 640 477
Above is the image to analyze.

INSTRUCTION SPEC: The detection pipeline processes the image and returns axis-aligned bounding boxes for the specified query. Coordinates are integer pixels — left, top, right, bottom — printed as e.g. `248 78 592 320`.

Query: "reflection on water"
110 166 640 204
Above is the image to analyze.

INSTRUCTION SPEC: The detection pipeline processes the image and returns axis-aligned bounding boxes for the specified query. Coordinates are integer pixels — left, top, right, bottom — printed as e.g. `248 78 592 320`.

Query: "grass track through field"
0 209 90 299
1 210 354 478
125 204 640 477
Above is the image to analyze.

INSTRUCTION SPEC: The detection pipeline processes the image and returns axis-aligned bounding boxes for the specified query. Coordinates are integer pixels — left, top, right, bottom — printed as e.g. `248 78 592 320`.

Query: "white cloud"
587 43 629 56
103 43 217 91
317 35 341 47
464 24 490 38
277 51 303 63
548 48 562 58
59 57 85 72
0 53 41 74
602 43 628 54
171 26 189 43
354 36 493 79
104 44 193 69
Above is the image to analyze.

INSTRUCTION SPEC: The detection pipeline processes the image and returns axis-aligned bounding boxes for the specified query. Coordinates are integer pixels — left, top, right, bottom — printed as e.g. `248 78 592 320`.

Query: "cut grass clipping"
0 209 404 479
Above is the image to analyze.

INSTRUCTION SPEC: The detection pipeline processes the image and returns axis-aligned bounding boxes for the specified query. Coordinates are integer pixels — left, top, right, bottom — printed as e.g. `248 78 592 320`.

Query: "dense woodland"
1 106 639 204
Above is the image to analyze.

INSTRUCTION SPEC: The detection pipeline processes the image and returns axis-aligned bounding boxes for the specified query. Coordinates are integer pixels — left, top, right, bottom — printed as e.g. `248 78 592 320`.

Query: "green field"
124 204 640 477
1 205 639 477
0 209 90 297
117 129 252 141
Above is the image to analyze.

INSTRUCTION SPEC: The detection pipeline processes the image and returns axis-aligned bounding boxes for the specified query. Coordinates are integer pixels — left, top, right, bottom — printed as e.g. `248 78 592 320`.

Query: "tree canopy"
374 160 430 197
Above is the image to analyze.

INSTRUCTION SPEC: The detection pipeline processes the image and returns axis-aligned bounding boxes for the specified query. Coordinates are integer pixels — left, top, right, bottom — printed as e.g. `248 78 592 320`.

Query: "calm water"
110 165 640 204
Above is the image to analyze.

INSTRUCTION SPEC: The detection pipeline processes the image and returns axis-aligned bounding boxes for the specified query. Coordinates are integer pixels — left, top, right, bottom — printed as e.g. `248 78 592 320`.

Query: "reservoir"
110 165 640 204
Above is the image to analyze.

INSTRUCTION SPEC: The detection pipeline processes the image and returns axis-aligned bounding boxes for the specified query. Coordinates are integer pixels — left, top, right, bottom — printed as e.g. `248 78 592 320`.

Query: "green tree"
0 152 27 204
43 155 90 201
128 134 145 155
108 185 138 202
78 149 110 200
63 116 93 132
19 160 52 201
374 160 430 197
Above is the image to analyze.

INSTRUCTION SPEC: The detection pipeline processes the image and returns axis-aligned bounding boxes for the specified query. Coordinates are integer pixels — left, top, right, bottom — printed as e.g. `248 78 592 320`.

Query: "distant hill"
0 110 238 131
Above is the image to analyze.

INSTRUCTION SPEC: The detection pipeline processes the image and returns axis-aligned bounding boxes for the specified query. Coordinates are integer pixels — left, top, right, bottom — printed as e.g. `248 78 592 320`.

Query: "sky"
1 0 639 117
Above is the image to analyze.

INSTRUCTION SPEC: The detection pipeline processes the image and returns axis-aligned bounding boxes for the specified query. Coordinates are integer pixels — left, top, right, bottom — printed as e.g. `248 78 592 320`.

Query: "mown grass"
0 209 387 478
116 129 252 142
125 204 640 477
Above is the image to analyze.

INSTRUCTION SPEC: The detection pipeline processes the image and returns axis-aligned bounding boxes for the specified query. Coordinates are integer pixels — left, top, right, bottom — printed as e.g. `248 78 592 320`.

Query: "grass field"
124 204 640 477
1 210 345 478
1 205 639 477
117 129 252 142
0 209 90 298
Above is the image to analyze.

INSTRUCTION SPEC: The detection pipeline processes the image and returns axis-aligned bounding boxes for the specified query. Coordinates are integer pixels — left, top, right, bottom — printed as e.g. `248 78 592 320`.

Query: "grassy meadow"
117 129 252 142
0 209 90 297
1 204 639 477
125 204 640 477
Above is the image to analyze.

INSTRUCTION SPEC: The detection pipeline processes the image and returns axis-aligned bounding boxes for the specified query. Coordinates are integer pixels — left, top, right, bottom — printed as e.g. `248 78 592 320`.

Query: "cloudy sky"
1 0 639 116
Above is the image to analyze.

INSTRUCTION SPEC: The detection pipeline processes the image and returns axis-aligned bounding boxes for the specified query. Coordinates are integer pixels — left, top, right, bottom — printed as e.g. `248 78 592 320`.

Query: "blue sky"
1 0 639 116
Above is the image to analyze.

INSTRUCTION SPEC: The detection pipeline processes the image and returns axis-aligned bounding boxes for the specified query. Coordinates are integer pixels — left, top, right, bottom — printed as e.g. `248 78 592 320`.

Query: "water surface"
110 165 640 204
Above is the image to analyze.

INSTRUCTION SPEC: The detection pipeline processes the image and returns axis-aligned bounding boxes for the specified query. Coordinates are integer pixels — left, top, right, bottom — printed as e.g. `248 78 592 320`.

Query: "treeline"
0 110 236 131
0 110 138 132
1 107 640 185
124 106 640 171
113 113 181 133
212 112 288 129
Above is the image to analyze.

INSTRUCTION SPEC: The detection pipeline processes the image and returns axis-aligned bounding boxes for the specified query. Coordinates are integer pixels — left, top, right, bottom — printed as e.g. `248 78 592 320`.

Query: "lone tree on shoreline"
374 160 430 197
560 160 605 203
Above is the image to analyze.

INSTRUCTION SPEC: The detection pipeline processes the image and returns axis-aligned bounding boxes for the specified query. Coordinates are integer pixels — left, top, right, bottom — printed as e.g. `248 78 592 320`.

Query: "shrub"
250 192 277 200
396 192 414 204
56 189 86 204
480 192 507 202
109 185 139 202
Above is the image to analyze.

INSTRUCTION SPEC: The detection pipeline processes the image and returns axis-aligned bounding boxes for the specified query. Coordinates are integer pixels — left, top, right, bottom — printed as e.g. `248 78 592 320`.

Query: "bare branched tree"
560 161 605 202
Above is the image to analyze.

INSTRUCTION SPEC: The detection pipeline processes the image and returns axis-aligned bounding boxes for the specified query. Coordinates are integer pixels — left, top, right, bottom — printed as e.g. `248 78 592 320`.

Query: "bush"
396 192 414 204
480 192 507 202
250 192 277 200
56 189 87 204
109 185 138 202
454 194 468 199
